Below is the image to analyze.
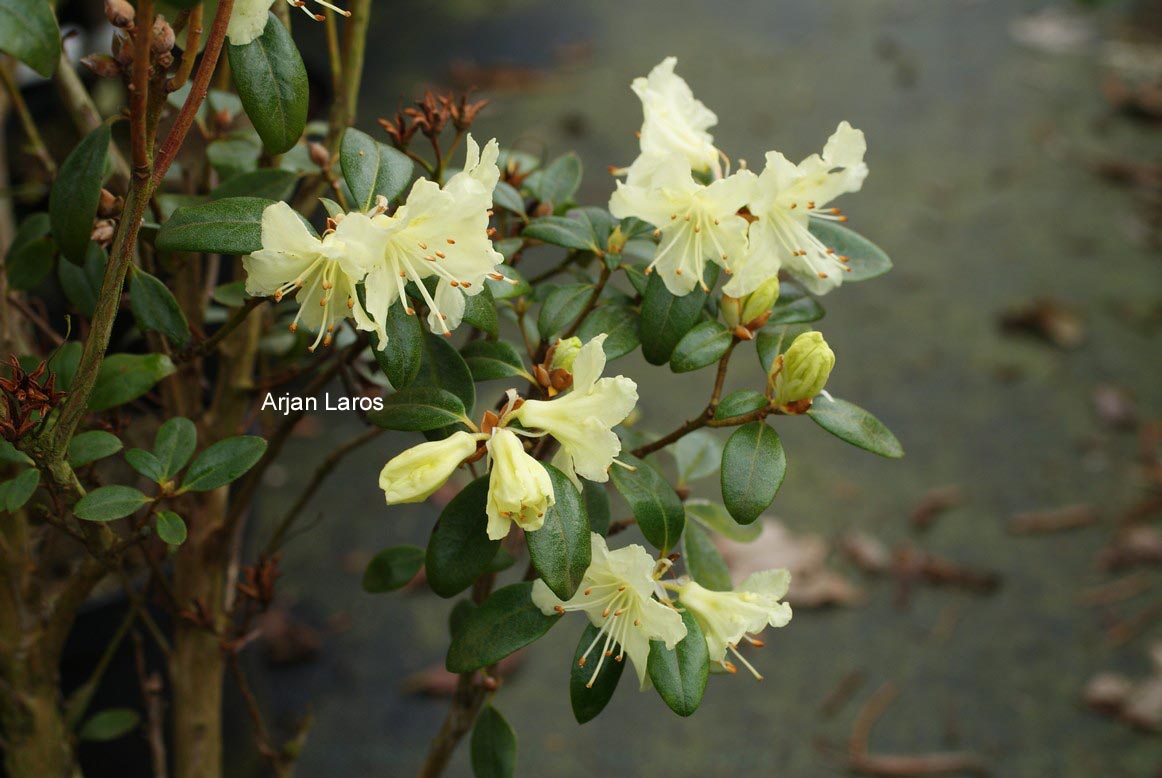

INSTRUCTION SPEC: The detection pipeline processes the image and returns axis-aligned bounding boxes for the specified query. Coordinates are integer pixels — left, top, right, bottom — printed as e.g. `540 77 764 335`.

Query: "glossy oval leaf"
5 213 55 290
88 354 176 411
74 485 150 522
462 286 499 336
211 168 299 201
374 300 423 389
367 387 466 431
526 465 591 600
130 269 191 345
414 331 476 418
714 389 769 421
470 706 517 778
445 582 561 673
1 469 40 512
79 708 140 742
362 544 424 593
577 305 640 361
227 14 308 154
670 320 732 373
155 510 188 545
124 449 165 483
537 283 592 339
340 127 414 210
67 430 123 468
50 123 109 264
154 417 198 480
179 436 267 492
58 244 106 317
0 0 62 77
462 339 528 382
807 395 904 458
522 216 596 252
647 608 709 717
582 481 611 536
808 219 892 282
531 152 582 207
721 421 785 525
682 521 732 591
156 197 275 255
570 622 625 724
426 477 499 598
639 265 717 365
610 453 684 553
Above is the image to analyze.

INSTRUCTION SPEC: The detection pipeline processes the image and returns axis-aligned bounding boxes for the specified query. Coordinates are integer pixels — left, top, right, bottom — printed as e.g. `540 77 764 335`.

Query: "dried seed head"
90 218 117 245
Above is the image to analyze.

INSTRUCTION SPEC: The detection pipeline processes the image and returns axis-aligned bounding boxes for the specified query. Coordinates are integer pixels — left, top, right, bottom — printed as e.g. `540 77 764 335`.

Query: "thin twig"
561 265 611 339
166 3 204 93
0 63 56 174
176 297 266 363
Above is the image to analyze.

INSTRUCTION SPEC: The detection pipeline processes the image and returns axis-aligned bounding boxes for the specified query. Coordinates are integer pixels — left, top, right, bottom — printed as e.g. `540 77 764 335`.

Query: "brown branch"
129 0 154 172
175 297 266 364
166 3 204 93
132 631 169 778
561 265 611 339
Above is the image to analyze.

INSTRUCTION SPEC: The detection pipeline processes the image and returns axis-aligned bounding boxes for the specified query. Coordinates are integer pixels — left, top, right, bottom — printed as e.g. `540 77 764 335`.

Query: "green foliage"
0 0 61 77
154 418 198 480
611 454 684 553
528 152 582 208
368 388 467 431
639 265 717 365
374 302 424 389
89 354 176 411
682 522 732 591
538 283 592 338
362 545 425 593
808 219 893 281
807 395 904 458
155 510 188 545
671 430 721 485
178 436 267 492
582 481 611 536
425 477 498 598
446 582 560 673
685 499 762 543
66 431 123 468
522 216 597 252
414 332 476 420
5 213 55 290
50 124 109 264
155 197 275 255
714 389 768 420
647 608 709 717
720 421 785 525
58 244 106 317
525 466 591 600
74 485 150 522
0 469 40 512
212 169 299 201
577 305 640 360
570 622 625 724
462 340 528 382
470 706 517 778
670 320 733 373
340 128 415 210
130 269 191 345
227 14 308 154
79 709 140 743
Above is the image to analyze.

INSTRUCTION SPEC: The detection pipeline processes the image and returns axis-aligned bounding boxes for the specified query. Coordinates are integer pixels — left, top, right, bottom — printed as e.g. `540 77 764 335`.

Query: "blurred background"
247 1 1162 774
15 0 1161 775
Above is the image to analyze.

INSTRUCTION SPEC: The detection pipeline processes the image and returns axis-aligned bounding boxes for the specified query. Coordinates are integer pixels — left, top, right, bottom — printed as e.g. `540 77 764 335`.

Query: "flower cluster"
377 336 638 540
609 57 868 298
228 0 350 44
242 136 505 351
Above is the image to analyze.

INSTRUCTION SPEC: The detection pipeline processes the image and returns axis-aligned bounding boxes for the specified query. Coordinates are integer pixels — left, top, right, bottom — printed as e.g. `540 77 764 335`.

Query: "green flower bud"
740 277 780 326
550 336 584 372
721 294 743 328
773 331 835 407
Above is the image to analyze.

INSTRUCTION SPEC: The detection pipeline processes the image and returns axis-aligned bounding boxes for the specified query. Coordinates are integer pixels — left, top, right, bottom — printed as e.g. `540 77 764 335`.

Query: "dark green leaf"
367 387 466 431
228 14 308 154
526 465 590 600
671 430 722 484
5 213 54 290
130 270 191 344
66 430 122 468
79 709 140 742
682 522 731 591
670 320 732 373
577 305 640 361
211 281 249 308
1 469 40 512
58 243 106 317
639 265 717 365
486 264 531 300
721 421 785 525
339 127 414 210
522 216 596 251
47 342 81 392
362 545 425 593
808 219 892 281
570 622 625 724
156 197 274 255
154 417 197 479
414 331 475 418
211 168 299 200
179 436 267 492
462 340 528 382
685 499 762 543
537 283 592 339
492 181 525 217
155 510 188 545
0 0 61 77
647 608 708 717
768 290 825 326
50 124 109 264
446 582 560 672
74 485 150 522
531 152 582 207
124 449 165 482
807 395 904 458
89 354 176 411
206 134 260 179
426 477 499 598
611 453 684 553
374 301 424 389
0 439 33 466
582 481 611 536
462 286 498 336
470 706 517 778
714 390 769 420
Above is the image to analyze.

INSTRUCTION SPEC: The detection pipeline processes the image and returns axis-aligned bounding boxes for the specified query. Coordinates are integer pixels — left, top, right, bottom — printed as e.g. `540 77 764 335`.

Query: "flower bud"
485 428 555 539
112 31 134 66
549 337 583 372
97 189 122 218
151 16 175 56
740 276 780 327
379 431 478 504
720 294 742 328
105 0 135 28
308 142 331 170
606 225 626 255
773 331 834 408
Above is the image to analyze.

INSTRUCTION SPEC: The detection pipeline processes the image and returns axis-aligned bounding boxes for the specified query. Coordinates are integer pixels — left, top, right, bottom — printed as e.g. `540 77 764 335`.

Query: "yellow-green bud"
773 331 835 407
721 295 743 328
550 337 583 372
606 225 627 255
740 277 780 326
